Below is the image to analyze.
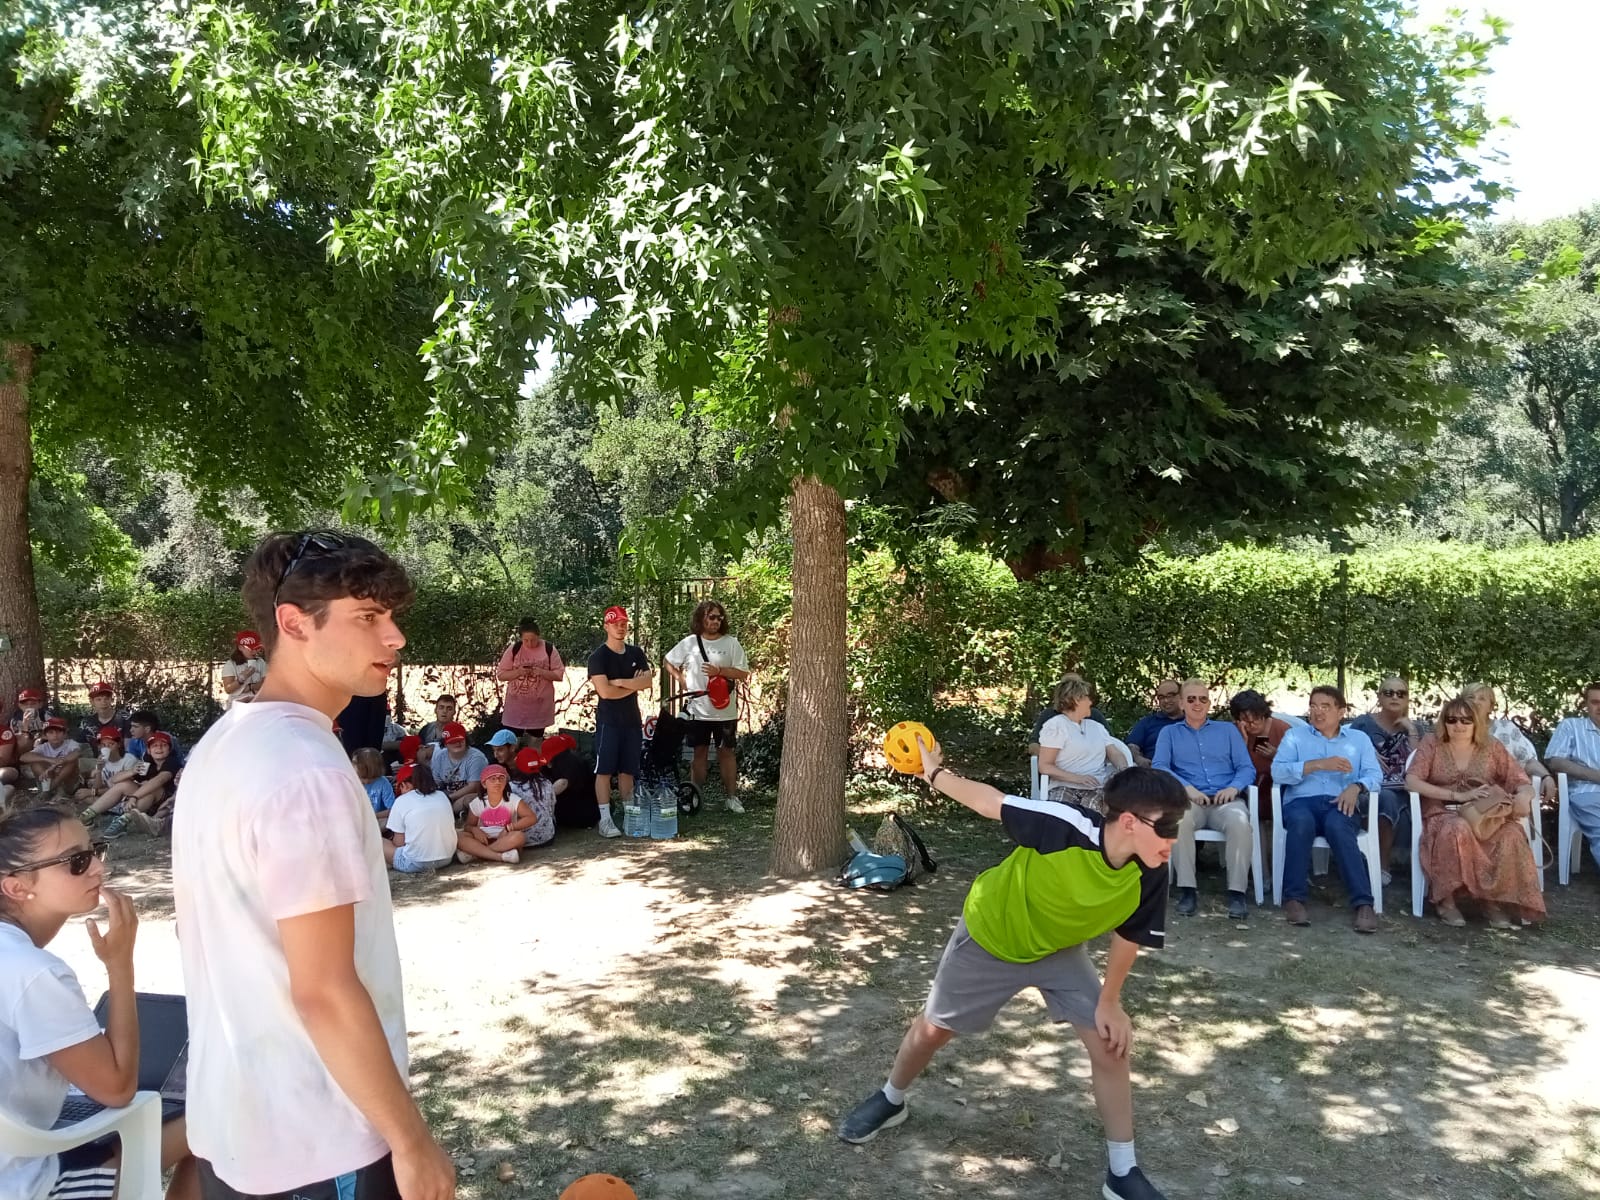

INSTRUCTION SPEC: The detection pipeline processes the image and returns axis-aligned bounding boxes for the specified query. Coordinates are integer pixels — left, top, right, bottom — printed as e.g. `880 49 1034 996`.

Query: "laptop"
55 992 188 1127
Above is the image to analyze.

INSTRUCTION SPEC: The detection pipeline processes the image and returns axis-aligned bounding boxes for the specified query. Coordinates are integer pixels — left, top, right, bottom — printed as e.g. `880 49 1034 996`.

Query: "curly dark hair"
690 599 729 636
242 531 414 655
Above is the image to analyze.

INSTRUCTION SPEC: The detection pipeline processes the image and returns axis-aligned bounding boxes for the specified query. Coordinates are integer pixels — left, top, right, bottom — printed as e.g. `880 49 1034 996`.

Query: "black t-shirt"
587 643 650 726
79 711 131 747
337 693 389 753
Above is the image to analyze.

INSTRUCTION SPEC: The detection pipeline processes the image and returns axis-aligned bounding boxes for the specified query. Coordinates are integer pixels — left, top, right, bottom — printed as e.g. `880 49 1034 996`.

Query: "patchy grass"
79 795 1600 1200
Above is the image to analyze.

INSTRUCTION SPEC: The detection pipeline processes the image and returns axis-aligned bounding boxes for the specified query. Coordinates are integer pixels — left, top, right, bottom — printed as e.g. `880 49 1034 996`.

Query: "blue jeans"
1281 795 1373 908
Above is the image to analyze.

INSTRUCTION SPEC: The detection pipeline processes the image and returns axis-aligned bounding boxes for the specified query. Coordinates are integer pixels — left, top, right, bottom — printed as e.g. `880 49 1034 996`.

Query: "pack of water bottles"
622 779 678 840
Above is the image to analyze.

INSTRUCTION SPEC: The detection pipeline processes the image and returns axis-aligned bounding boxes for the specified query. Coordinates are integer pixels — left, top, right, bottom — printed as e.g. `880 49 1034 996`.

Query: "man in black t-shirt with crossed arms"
586 605 651 838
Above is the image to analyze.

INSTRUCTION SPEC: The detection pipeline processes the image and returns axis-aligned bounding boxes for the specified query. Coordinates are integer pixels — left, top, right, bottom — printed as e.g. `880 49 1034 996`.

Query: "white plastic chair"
1408 777 1546 917
1172 785 1265 905
0 1090 163 1200
1556 773 1590 885
1270 784 1384 914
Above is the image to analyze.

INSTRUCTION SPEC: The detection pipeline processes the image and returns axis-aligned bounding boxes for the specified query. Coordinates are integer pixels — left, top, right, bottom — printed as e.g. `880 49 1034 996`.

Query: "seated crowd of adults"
1031 673 1600 935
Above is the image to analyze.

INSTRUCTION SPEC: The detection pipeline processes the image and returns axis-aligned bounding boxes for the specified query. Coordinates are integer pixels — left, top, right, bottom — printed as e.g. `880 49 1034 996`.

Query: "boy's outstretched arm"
918 739 1004 820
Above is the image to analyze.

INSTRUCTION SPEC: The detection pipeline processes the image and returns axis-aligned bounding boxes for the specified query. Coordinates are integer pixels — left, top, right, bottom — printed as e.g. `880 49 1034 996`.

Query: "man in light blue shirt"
1544 681 1600 871
1272 685 1383 933
1153 681 1256 920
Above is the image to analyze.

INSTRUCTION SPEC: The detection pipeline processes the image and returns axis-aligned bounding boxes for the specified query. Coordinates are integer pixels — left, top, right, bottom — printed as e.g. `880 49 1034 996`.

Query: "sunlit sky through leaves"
1413 0 1600 222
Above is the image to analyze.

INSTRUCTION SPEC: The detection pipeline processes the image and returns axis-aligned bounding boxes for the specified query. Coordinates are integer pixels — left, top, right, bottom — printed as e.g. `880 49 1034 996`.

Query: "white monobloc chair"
1556 773 1590 885
0 1090 163 1200
1173 785 1266 905
1408 776 1546 917
1270 783 1384 914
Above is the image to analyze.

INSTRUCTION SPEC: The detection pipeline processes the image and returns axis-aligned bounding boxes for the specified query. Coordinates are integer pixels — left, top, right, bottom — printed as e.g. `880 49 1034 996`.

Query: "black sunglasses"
273 532 349 611
1131 812 1182 839
1380 688 1409 698
1444 716 1473 725
8 842 109 877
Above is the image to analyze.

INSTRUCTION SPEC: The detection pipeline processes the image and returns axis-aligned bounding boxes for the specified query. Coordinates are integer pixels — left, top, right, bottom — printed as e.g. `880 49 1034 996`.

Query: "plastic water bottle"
623 794 647 838
651 786 678 840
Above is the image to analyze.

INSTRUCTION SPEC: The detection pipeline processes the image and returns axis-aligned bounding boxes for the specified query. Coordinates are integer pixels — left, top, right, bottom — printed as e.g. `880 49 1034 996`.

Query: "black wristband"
928 766 945 788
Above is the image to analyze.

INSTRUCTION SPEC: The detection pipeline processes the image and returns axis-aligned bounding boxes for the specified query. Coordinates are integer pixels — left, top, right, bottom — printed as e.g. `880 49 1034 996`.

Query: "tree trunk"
0 343 45 705
770 474 850 876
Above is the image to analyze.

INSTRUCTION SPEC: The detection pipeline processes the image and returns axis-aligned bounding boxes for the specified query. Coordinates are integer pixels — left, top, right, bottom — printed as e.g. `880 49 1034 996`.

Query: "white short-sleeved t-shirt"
95 751 141 788
29 739 80 762
385 789 457 863
219 656 268 706
1038 714 1118 784
664 634 749 722
0 923 104 1200
172 702 406 1194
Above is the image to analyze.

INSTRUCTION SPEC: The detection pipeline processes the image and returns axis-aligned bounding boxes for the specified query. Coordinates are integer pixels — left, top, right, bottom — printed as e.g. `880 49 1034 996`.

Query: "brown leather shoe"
1353 904 1378 934
1284 899 1310 926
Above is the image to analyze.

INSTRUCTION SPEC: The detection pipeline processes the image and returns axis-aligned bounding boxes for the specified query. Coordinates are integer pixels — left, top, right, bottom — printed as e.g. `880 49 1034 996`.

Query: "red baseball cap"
539 736 565 760
480 763 508 780
440 721 468 745
18 687 43 704
98 725 124 742
146 731 173 750
514 747 544 774
398 734 422 763
235 630 263 651
89 680 115 698
603 605 628 624
44 716 67 731
394 763 416 787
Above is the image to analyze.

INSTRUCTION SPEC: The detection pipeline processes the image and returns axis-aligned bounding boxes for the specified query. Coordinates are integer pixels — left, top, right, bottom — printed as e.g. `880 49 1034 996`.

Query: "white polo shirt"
172 702 406 1193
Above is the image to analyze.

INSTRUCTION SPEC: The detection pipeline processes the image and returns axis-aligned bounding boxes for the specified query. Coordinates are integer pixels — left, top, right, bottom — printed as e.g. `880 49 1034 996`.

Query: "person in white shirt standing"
172 531 454 1200
664 599 752 813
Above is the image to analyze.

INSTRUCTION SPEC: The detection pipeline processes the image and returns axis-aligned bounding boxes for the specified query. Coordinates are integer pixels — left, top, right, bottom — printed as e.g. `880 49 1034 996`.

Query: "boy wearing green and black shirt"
839 743 1187 1200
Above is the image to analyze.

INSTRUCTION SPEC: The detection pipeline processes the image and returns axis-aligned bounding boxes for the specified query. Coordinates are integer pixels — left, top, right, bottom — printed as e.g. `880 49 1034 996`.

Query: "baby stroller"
642 702 703 816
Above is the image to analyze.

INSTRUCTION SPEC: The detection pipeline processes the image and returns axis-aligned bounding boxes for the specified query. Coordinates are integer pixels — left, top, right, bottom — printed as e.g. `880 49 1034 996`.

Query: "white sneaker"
455 850 472 865
724 795 745 814
500 849 521 864
597 813 622 839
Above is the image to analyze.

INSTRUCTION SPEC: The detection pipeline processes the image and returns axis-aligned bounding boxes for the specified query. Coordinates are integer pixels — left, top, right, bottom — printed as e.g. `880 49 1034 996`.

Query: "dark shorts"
923 918 1101 1034
685 719 738 750
199 1153 400 1200
593 721 643 778
505 726 545 739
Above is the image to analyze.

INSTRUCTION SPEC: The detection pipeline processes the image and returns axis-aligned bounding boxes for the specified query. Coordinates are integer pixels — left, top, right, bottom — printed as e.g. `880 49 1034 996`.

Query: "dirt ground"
60 793 1600 1200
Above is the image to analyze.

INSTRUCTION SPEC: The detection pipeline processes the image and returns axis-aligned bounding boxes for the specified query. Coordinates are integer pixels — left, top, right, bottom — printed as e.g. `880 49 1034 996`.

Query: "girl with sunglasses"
0 806 198 1199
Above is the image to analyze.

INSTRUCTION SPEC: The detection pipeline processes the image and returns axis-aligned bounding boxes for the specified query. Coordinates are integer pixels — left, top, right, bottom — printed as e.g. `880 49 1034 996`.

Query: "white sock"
882 1079 908 1105
1106 1139 1136 1177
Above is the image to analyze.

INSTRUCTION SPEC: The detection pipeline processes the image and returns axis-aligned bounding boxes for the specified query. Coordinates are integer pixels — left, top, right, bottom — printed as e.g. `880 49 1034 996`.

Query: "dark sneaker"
1103 1166 1168 1200
1175 888 1198 916
1226 891 1248 920
838 1089 907 1144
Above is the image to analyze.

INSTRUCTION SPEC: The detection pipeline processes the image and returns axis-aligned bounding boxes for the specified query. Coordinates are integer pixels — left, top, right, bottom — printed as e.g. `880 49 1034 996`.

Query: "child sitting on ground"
510 748 558 848
353 747 395 816
107 732 182 837
382 762 457 875
73 728 142 809
19 718 82 800
456 764 535 865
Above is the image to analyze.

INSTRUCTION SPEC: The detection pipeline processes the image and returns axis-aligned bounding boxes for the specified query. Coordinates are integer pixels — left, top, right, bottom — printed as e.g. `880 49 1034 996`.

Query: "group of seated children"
354 724 588 874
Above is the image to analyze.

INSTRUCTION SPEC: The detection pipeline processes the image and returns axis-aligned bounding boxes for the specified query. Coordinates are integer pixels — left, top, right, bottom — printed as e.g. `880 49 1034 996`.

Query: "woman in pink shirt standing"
495 618 565 744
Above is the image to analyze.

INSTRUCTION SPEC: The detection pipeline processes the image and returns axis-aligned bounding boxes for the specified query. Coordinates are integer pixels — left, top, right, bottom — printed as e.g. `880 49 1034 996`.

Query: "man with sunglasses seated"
838 747 1188 1200
1345 675 1421 886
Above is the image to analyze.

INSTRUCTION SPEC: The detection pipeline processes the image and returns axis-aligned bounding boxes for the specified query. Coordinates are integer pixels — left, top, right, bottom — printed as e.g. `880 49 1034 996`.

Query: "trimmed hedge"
43 540 1600 736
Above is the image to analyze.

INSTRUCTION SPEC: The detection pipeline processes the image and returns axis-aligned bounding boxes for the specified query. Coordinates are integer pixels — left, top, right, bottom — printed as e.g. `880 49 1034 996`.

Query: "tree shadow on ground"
370 796 1600 1200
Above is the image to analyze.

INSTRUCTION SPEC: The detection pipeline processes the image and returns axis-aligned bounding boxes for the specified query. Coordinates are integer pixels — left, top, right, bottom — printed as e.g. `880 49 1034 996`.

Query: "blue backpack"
837 814 937 892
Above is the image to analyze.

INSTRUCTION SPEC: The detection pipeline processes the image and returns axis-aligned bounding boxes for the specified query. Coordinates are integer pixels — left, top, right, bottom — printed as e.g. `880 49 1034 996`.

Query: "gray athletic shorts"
923 917 1101 1034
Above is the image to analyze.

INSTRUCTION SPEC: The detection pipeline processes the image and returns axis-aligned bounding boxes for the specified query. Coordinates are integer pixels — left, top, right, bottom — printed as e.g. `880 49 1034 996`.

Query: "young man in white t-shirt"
20 717 82 799
172 531 454 1200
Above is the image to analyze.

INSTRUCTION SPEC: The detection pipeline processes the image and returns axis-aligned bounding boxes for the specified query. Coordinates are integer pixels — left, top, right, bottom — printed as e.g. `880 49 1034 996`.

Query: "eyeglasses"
1379 689 1409 698
1182 696 1209 704
272 532 349 611
1154 691 1179 700
1444 716 1473 725
7 842 109 877
1130 812 1182 839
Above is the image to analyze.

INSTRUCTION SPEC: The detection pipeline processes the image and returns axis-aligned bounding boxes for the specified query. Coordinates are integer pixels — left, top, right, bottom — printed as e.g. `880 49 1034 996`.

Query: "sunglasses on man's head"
1380 688 1409 698
1130 812 1182 839
7 842 109 877
273 531 350 610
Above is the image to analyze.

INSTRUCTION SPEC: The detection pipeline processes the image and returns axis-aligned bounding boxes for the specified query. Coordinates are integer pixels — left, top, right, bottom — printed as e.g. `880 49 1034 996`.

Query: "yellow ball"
882 721 937 774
